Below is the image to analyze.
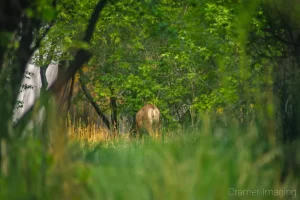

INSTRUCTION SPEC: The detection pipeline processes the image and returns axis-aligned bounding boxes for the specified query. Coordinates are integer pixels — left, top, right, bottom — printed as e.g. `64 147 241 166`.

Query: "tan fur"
136 104 160 136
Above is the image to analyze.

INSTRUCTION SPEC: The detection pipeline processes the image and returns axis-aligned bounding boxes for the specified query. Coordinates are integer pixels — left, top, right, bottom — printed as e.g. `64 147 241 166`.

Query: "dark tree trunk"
79 69 110 130
110 96 118 134
67 75 75 112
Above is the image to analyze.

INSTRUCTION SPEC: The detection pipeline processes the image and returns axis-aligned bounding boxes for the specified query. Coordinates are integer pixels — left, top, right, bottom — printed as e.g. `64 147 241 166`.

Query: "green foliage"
61 0 281 129
1 0 300 199
31 0 269 128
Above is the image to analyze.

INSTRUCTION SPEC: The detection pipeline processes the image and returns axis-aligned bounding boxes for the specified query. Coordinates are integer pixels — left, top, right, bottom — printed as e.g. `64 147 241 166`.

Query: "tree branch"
50 0 107 94
262 29 296 46
67 75 75 112
32 22 55 54
14 0 108 131
79 69 110 129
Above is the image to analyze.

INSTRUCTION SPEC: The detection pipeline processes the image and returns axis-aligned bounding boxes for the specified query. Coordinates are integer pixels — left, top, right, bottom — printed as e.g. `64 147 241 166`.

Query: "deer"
135 104 161 137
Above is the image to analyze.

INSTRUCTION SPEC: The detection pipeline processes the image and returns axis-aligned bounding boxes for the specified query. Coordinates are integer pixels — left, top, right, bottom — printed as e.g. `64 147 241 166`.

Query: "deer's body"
136 104 160 136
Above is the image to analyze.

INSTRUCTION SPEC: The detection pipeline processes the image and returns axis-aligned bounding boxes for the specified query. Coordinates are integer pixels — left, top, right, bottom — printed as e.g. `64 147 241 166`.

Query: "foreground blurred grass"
0 119 299 200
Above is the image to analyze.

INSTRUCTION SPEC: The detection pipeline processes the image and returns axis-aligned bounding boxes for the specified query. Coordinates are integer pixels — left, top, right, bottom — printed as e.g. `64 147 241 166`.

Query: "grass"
65 120 298 200
0 119 299 200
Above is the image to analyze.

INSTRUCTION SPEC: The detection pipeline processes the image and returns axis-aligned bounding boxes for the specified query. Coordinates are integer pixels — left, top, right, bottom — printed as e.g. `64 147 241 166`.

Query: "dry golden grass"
67 120 131 143
65 115 175 145
66 120 167 146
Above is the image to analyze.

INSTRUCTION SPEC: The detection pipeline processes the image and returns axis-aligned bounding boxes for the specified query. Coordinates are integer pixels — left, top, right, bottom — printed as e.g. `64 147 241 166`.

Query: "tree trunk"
79 69 110 130
110 96 118 134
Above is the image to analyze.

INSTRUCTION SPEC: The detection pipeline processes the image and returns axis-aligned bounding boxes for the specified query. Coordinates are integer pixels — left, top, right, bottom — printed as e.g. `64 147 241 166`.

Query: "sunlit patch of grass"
67 119 131 144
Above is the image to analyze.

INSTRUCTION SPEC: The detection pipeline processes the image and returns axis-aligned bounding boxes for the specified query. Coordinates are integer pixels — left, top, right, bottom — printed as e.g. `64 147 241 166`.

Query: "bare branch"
79 69 111 130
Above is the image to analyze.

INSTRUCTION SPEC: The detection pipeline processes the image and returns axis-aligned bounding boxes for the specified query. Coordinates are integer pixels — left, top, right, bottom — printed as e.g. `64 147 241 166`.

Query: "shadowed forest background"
0 0 299 199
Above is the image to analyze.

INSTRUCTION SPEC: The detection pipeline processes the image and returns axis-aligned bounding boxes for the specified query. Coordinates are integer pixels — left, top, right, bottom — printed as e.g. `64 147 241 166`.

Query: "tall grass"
4 99 299 198
71 125 298 200
0 114 299 199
